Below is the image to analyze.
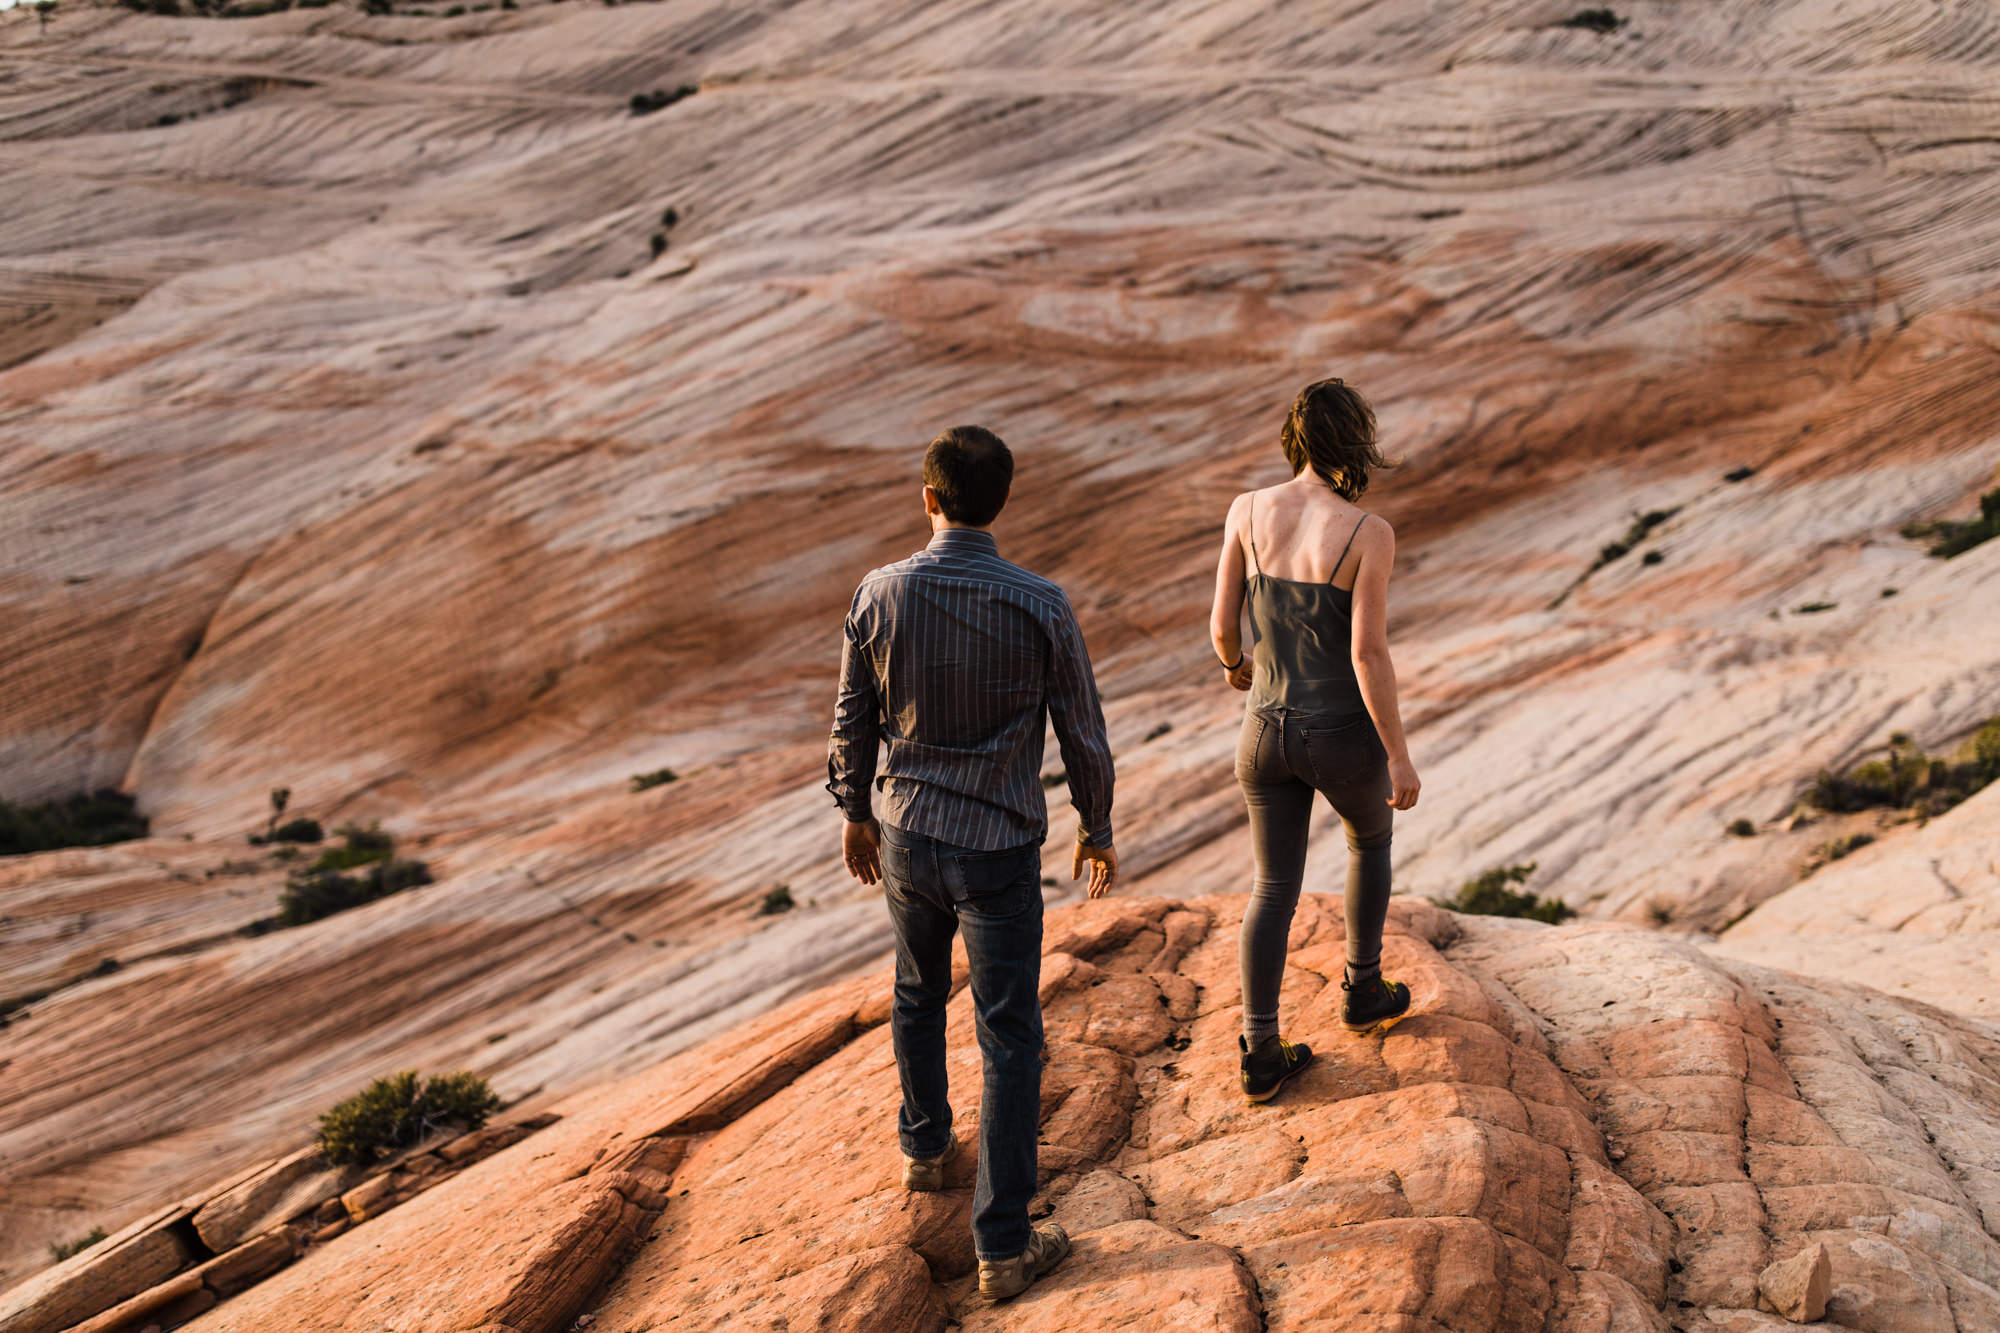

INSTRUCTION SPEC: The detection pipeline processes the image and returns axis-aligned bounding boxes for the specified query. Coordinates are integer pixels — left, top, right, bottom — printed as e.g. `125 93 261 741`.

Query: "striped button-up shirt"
827 528 1115 852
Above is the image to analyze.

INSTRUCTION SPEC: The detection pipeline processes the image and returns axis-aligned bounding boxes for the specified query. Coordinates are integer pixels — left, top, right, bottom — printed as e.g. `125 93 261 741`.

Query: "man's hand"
1387 757 1421 811
1072 839 1118 899
843 817 882 884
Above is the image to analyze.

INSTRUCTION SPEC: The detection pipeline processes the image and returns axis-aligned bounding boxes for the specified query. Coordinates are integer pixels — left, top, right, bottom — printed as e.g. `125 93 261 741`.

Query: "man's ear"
921 484 943 517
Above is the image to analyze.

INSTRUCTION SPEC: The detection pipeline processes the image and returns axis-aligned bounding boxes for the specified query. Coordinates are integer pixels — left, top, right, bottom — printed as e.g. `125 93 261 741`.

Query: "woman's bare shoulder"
1353 508 1396 551
1223 488 1267 526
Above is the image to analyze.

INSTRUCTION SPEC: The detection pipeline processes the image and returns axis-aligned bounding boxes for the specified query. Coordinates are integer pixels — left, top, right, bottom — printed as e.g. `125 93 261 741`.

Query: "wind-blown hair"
1279 378 1394 500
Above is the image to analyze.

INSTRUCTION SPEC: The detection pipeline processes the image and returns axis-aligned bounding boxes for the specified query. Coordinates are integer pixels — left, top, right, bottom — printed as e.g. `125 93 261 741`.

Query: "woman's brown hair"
1279 378 1393 500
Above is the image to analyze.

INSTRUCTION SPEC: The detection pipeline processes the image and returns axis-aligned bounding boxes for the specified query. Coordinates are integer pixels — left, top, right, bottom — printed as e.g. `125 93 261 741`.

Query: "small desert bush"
1587 507 1678 575
629 85 697 115
1559 8 1623 34
1804 722 2000 819
631 767 678 791
276 857 431 926
317 1070 502 1165
1446 863 1574 925
252 818 324 846
1903 485 2000 559
0 789 148 856
251 788 315 844
307 822 394 872
1727 818 1756 838
759 883 795 916
48 1226 107 1263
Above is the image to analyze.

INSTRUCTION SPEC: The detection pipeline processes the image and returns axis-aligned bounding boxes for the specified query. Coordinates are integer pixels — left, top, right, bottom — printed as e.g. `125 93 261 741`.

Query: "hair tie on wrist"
1221 654 1243 672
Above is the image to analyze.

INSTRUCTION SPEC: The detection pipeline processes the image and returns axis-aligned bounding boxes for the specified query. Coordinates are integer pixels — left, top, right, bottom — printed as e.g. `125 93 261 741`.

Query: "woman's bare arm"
1209 493 1255 691
1349 515 1420 809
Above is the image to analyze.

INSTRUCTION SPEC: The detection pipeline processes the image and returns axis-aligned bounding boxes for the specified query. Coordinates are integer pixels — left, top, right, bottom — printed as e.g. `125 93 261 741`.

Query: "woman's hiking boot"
977 1222 1071 1301
1341 971 1411 1036
1239 1034 1313 1103
901 1135 958 1192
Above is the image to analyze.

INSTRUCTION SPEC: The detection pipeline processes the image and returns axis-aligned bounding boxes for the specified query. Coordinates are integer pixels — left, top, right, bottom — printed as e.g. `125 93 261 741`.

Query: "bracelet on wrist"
1219 654 1243 672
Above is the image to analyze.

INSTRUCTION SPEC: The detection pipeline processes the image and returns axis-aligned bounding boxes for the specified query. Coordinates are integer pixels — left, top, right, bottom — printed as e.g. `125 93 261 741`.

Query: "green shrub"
317 1069 502 1165
1817 832 1875 864
1 989 51 1025
1727 818 1756 838
276 857 431 926
1723 465 1756 483
631 767 678 791
759 884 795 916
1558 7 1623 33
0 789 148 856
1974 718 2000 779
629 85 697 116
1446 863 1573 925
272 818 324 843
1587 508 1678 575
1801 729 2000 815
1041 770 1067 789
48 1226 107 1263
308 823 393 872
271 824 429 927
1907 486 2000 559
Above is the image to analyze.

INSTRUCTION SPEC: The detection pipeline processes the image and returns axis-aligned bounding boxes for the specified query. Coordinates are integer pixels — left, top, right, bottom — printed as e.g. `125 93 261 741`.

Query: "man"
827 424 1118 1302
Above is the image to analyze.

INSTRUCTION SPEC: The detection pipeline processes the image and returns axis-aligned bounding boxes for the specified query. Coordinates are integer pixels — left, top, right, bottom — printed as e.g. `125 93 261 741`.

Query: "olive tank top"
1244 498 1369 716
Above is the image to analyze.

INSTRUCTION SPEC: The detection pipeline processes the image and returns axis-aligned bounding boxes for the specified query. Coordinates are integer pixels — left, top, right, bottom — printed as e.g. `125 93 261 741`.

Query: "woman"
1210 377 1421 1104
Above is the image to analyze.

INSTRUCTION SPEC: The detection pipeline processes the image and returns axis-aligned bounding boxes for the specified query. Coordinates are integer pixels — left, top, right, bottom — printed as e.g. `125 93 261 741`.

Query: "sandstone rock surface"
5 0 2000 1296
1714 781 2000 1022
160 896 2000 1332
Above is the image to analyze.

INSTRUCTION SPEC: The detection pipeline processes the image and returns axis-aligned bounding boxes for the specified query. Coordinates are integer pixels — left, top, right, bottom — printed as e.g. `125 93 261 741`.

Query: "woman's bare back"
1243 477 1372 589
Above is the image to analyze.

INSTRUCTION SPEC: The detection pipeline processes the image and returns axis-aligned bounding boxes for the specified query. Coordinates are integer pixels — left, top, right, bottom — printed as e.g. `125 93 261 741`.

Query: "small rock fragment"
1758 1241 1830 1323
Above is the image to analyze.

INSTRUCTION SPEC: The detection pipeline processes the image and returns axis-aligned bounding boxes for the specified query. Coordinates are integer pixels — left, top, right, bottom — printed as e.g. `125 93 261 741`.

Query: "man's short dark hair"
923 426 1013 527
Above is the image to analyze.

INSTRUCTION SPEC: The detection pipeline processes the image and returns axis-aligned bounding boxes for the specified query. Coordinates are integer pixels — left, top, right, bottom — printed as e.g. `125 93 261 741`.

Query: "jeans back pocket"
941 843 1038 914
1299 714 1382 785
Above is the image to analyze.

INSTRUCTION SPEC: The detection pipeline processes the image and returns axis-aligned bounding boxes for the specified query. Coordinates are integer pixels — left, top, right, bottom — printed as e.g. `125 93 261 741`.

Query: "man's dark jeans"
879 821 1044 1262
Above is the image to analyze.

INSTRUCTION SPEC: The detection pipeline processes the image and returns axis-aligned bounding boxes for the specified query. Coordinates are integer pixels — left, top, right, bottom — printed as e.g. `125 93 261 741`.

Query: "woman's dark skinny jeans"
1236 706 1394 1047
878 822 1043 1262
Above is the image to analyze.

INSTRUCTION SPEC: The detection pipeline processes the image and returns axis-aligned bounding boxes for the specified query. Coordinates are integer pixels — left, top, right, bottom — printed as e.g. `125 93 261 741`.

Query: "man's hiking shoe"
1239 1034 1313 1103
977 1223 1070 1301
1341 973 1412 1036
902 1135 958 1192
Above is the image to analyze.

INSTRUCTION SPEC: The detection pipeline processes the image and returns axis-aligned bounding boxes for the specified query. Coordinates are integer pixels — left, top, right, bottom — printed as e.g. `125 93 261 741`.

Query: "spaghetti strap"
1247 494 1261 575
1331 513 1367 584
